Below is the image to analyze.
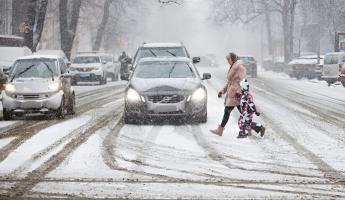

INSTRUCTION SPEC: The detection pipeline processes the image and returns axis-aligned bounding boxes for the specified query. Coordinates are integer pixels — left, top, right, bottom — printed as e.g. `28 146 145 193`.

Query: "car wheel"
71 78 77 86
342 82 345 87
67 94 76 115
3 108 13 121
327 81 332 86
123 113 137 124
199 111 207 123
56 97 66 119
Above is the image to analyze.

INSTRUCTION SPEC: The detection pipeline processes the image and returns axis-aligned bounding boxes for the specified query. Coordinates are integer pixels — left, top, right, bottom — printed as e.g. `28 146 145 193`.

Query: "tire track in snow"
189 125 325 180
6 99 124 178
101 122 178 181
5 110 123 197
0 88 124 163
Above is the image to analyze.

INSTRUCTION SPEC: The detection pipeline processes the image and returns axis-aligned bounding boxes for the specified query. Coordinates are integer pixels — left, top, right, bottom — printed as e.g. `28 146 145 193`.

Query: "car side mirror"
202 73 211 80
60 73 72 79
193 57 200 64
102 61 107 65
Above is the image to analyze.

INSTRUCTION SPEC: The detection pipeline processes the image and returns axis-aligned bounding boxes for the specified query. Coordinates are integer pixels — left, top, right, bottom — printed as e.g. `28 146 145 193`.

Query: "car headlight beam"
48 82 61 92
5 83 16 93
126 88 142 102
191 88 206 102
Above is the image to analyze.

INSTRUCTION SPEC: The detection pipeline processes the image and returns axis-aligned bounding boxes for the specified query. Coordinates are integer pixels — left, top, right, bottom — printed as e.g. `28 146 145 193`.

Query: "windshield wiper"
148 49 157 57
10 64 35 82
168 62 177 78
166 50 176 57
43 62 55 81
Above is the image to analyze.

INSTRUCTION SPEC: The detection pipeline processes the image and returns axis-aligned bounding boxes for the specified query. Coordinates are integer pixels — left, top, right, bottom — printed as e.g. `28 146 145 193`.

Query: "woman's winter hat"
240 79 249 91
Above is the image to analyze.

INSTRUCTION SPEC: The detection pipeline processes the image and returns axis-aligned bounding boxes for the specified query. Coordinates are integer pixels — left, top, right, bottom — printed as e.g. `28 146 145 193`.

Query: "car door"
323 54 340 77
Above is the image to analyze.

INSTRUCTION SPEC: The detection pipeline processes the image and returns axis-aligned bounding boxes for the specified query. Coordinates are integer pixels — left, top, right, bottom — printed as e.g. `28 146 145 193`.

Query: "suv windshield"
134 61 195 79
11 58 58 79
324 55 339 64
135 47 187 63
240 57 255 62
73 56 100 64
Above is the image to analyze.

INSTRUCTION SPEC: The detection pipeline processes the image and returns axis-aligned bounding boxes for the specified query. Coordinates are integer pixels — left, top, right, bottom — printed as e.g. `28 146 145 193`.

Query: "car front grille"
147 95 185 104
76 68 95 72
16 94 49 100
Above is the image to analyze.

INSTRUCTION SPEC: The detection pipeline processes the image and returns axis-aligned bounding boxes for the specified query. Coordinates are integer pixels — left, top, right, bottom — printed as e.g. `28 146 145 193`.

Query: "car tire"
3 108 13 121
56 97 66 119
67 94 76 115
71 78 77 86
124 113 137 124
327 81 332 86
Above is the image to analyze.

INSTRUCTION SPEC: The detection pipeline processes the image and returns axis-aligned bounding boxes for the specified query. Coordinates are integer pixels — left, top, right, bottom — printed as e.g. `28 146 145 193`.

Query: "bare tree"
92 0 113 51
59 0 82 59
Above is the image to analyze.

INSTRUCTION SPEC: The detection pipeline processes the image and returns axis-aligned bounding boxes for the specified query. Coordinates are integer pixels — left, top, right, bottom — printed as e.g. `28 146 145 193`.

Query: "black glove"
218 92 222 98
255 112 260 116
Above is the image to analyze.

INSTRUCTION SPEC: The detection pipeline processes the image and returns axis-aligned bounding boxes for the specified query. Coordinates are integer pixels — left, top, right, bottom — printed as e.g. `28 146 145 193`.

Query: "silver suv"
2 54 75 120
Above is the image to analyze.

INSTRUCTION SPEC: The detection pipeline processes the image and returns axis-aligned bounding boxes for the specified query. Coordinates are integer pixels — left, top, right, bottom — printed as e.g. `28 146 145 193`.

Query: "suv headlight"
5 83 16 93
126 88 143 102
191 88 206 102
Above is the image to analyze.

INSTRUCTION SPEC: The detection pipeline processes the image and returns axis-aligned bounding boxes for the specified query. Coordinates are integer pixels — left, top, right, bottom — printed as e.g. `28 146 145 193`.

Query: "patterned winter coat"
221 60 247 106
238 91 257 131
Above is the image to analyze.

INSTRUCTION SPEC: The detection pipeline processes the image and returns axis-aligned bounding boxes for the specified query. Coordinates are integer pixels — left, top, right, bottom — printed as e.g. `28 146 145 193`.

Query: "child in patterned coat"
237 79 266 138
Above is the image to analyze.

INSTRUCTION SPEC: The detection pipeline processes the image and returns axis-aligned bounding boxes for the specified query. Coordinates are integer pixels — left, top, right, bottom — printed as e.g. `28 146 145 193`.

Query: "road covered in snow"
0 67 345 199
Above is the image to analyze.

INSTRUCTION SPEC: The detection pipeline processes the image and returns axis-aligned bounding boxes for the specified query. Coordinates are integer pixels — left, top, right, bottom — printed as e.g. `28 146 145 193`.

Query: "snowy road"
0 69 345 199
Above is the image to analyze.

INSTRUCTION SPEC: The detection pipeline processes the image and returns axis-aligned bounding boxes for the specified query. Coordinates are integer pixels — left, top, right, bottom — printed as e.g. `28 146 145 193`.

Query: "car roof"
75 52 112 57
36 49 66 56
17 54 63 60
138 57 191 63
141 43 184 48
325 52 345 56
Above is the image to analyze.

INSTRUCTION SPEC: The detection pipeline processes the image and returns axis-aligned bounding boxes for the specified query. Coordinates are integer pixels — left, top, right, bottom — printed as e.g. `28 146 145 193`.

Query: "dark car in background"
124 57 211 124
239 56 257 77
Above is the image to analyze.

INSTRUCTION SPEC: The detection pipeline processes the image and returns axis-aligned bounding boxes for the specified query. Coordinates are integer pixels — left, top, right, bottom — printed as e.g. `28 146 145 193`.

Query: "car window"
240 57 255 62
100 55 113 63
73 56 100 64
11 58 59 79
324 55 338 64
134 61 195 79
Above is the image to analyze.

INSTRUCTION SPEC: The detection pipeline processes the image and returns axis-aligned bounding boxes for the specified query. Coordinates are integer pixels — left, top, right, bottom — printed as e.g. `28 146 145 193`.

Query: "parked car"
287 55 324 79
0 46 32 75
322 52 345 86
69 52 119 85
132 42 200 67
2 54 75 120
123 57 211 124
239 56 257 77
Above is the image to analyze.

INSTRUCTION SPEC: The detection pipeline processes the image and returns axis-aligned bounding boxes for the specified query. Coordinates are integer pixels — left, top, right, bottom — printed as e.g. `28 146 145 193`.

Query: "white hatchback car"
2 54 75 120
322 52 345 85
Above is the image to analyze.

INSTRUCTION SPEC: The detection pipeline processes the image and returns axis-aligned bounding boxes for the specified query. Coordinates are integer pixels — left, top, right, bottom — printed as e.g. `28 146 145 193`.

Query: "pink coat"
221 60 247 107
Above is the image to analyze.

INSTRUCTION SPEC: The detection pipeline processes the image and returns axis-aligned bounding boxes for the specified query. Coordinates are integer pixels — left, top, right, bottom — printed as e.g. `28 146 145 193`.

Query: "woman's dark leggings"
221 106 241 127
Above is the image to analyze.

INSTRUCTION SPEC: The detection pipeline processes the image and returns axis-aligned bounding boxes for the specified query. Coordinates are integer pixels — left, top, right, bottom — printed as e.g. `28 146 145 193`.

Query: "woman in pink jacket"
210 52 247 136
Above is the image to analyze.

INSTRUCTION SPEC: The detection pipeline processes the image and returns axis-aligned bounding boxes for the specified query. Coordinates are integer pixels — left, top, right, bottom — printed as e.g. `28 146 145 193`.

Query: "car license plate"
80 73 91 77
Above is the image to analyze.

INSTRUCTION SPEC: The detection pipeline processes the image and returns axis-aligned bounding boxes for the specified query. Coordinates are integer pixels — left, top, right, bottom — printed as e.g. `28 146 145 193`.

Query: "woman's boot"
210 125 224 136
